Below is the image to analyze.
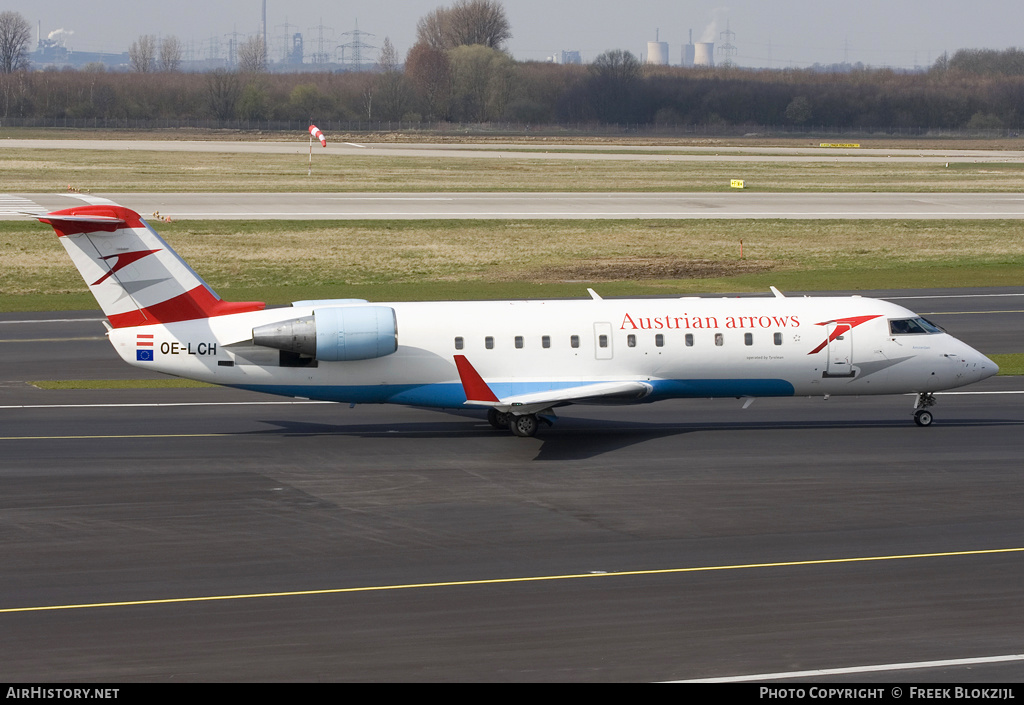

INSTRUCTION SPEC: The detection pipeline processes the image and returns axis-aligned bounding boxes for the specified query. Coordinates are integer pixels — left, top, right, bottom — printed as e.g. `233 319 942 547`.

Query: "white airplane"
35 200 998 437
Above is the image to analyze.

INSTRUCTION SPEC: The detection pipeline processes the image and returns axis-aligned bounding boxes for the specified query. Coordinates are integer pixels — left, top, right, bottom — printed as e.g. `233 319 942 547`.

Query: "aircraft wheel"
509 413 539 437
487 408 509 429
914 409 934 427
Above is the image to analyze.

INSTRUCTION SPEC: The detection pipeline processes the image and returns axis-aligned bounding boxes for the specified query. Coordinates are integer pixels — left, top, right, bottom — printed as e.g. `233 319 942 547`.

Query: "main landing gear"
487 408 549 437
913 392 937 427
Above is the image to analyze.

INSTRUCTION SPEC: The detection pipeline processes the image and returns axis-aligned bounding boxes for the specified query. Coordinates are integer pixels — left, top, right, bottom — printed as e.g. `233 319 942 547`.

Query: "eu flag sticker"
136 333 155 361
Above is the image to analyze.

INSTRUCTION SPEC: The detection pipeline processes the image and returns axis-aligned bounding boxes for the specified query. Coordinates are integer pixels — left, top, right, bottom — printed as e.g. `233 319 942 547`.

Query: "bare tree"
129 35 157 73
415 8 451 51
159 35 183 72
0 11 31 73
447 0 511 50
376 37 410 121
415 0 511 52
586 50 642 123
205 69 241 119
406 41 452 120
237 35 267 73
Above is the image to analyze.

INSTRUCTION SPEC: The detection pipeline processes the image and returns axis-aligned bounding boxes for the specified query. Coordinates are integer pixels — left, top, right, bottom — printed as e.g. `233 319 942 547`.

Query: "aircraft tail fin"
37 204 264 328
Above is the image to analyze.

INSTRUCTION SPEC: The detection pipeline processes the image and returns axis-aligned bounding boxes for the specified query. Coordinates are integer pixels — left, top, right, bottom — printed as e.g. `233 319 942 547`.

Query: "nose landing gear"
913 392 936 427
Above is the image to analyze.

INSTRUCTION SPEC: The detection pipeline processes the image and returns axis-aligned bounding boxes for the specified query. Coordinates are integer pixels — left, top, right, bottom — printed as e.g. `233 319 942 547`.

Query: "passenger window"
774 332 783 346
627 334 636 347
744 333 753 346
542 335 550 349
485 336 494 350
598 334 608 348
515 336 524 349
655 334 664 347
685 333 694 347
454 336 464 350
715 333 724 346
570 335 580 349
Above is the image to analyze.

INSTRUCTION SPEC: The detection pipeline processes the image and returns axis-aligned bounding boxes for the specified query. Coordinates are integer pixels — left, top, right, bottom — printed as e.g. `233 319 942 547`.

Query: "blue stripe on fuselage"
226 378 796 407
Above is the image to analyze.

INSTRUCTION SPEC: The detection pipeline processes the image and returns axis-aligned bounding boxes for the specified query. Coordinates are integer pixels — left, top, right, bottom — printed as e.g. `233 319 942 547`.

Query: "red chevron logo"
807 314 882 355
91 249 162 286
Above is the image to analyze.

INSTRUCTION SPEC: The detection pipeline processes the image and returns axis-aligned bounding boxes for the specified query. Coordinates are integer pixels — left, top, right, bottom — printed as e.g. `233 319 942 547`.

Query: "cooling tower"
646 41 669 65
694 42 714 67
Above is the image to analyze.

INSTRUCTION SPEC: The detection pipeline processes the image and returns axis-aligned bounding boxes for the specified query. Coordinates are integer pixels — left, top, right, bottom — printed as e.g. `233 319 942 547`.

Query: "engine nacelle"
252 306 398 361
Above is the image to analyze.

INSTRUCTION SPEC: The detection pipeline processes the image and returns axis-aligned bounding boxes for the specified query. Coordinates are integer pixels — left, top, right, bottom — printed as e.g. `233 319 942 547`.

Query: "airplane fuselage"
107 295 996 409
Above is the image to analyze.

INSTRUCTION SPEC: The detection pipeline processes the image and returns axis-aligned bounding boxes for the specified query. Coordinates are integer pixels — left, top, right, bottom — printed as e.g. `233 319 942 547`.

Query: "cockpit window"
889 317 944 335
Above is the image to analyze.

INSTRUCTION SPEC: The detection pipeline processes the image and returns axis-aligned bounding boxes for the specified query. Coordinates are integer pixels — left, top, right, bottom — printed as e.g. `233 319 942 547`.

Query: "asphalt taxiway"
4 138 1024 163
1 290 1022 681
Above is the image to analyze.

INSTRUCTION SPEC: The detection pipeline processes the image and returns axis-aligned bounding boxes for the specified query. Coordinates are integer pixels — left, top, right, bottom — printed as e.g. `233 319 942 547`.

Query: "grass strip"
5 218 1024 309
5 147 1024 193
988 354 1024 376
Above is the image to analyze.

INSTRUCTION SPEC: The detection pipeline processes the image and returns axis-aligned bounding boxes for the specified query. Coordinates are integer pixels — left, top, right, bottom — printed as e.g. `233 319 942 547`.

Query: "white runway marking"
1 391 1021 411
0 318 105 324
0 195 43 214
0 401 333 409
673 653 1024 682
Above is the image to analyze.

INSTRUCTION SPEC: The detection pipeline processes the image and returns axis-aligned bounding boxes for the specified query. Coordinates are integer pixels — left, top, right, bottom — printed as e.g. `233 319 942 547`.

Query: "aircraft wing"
453 355 652 414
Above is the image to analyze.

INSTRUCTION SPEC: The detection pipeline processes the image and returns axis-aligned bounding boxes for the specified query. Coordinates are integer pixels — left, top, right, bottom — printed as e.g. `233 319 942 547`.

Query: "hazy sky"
10 0 1024 69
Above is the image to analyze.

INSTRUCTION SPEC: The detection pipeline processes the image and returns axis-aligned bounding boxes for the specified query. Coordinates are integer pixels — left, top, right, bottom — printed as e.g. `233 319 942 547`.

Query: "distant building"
646 41 669 65
32 41 129 71
694 42 714 67
287 33 304 65
682 29 696 67
549 50 581 65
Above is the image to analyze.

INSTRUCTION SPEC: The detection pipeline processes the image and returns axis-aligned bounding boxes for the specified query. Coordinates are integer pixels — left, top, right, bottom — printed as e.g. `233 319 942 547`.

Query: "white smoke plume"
700 8 729 43
48 29 74 46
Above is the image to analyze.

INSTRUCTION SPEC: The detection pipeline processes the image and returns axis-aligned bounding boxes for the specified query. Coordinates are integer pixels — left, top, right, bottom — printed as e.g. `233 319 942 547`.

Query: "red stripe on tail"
107 285 264 328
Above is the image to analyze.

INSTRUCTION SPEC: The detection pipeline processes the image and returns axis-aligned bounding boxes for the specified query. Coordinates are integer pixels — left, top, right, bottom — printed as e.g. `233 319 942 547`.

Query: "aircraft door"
825 322 855 377
594 322 613 360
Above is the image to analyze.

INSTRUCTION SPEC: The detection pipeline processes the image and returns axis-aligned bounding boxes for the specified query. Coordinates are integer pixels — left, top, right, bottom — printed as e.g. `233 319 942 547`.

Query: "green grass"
5 146 1024 193
5 218 1023 311
989 354 1024 376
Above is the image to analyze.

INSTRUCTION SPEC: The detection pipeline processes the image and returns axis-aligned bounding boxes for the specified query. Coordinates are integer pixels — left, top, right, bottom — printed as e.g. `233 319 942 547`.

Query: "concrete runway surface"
1 289 1023 681
6 191 1024 220
3 138 1024 163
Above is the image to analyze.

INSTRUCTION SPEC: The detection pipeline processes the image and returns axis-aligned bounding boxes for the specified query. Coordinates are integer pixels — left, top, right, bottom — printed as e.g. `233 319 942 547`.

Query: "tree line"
3 57 1022 131
2 2 1023 131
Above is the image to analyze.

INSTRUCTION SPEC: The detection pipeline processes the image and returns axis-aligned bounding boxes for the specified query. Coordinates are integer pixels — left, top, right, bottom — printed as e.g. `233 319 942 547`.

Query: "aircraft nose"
971 350 999 381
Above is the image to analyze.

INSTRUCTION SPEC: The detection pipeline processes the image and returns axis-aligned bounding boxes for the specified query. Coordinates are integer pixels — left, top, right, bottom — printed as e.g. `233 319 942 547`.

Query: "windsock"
309 124 326 147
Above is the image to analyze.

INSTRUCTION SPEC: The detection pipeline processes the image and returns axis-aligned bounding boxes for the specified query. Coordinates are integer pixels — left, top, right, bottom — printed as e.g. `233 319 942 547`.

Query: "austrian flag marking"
136 333 155 361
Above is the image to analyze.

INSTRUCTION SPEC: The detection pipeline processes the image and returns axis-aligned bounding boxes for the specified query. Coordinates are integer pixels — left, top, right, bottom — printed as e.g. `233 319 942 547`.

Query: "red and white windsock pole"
309 124 326 147
308 124 326 175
